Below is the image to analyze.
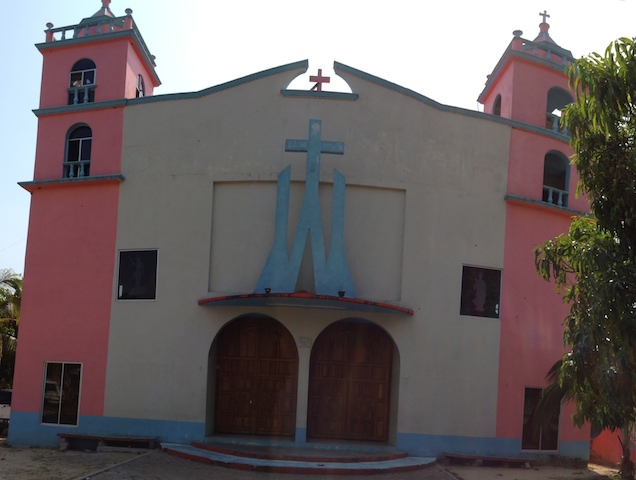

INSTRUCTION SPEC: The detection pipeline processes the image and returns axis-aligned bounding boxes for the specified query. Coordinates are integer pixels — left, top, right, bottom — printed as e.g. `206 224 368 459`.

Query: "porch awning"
198 292 413 316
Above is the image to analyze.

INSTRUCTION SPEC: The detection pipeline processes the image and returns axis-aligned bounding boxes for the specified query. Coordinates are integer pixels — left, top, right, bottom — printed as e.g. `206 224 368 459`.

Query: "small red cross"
310 69 330 92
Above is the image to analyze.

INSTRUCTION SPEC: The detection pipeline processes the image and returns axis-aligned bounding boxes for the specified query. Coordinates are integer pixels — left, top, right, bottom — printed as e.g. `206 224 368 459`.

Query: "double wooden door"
215 318 298 436
307 321 393 442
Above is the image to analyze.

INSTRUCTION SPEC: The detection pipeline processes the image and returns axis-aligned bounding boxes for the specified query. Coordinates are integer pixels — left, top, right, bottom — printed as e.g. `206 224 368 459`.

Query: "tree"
535 38 636 479
0 269 22 389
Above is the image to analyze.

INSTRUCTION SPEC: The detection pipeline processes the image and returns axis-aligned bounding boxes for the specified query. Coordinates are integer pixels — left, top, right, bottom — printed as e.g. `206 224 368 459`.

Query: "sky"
1 0 635 276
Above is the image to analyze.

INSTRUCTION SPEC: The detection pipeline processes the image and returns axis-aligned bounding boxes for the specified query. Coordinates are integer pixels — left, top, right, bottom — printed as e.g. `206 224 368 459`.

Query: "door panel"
215 318 298 436
308 321 393 441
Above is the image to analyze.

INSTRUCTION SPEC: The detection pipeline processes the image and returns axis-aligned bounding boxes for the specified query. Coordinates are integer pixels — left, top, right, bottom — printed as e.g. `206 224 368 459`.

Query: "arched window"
64 126 92 178
492 94 502 116
68 59 96 105
545 87 573 134
542 151 569 207
136 74 145 98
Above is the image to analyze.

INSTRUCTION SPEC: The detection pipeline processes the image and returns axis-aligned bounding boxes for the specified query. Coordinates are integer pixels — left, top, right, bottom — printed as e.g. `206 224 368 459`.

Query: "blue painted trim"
333 62 571 143
8 411 589 460
8 411 204 447
396 433 589 460
505 194 588 216
19 174 125 192
33 99 127 117
281 90 359 101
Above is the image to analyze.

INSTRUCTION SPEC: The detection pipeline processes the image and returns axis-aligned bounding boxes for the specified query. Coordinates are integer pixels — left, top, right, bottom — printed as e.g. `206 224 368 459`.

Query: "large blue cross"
285 119 344 195
255 119 356 297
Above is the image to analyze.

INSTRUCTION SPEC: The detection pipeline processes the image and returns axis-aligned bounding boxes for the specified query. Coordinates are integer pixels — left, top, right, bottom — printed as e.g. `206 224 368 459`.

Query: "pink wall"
39 37 157 109
590 429 630 466
39 40 130 109
12 24 143 419
12 182 120 415
125 42 157 98
497 202 589 444
481 62 515 118
33 110 123 181
481 55 571 128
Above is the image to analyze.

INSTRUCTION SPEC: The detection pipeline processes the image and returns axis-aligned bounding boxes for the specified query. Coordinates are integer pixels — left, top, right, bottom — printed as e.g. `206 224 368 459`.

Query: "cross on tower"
539 10 550 23
310 69 330 92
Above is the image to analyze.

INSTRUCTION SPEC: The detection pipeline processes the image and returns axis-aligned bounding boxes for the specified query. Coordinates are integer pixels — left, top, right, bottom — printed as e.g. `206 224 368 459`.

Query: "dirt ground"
0 435 620 480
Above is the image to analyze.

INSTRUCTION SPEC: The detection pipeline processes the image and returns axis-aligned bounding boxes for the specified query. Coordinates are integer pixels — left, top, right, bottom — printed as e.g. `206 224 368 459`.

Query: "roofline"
333 61 570 143
32 58 570 144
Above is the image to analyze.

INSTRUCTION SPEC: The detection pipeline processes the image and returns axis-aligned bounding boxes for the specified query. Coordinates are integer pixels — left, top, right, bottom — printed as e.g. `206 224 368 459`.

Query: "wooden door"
215 318 298 436
307 321 393 441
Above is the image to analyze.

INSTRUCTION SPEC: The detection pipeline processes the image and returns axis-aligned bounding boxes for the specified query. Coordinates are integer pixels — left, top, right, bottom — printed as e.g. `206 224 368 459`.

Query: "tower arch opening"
545 87 573 134
542 150 569 207
64 124 92 178
68 59 96 105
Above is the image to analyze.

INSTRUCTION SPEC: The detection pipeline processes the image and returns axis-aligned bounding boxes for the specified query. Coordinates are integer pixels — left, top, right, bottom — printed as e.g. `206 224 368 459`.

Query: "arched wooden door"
308 321 393 441
215 317 298 436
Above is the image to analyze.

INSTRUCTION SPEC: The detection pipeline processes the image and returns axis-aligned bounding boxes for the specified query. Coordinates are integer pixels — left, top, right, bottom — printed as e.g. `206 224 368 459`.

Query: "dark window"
68 59 96 105
542 151 569 207
118 250 158 300
521 387 560 450
136 74 145 98
545 87 573 134
493 94 502 116
41 362 81 425
65 126 92 178
460 266 501 318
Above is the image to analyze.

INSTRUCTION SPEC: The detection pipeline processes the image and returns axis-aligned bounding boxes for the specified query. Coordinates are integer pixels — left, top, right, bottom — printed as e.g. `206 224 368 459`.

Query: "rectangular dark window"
41 362 81 425
118 250 158 300
521 387 559 450
460 266 501 318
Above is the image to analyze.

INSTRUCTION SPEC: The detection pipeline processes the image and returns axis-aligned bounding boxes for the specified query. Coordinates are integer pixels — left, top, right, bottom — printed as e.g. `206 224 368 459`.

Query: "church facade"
10 1 591 459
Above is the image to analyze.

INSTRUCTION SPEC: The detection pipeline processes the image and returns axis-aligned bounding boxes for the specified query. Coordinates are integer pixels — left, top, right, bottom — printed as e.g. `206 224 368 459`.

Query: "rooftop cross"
310 69 331 92
539 10 550 23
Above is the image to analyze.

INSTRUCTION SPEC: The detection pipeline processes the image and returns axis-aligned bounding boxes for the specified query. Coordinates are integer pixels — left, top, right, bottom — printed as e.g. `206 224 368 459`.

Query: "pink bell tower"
10 1 159 445
479 14 590 454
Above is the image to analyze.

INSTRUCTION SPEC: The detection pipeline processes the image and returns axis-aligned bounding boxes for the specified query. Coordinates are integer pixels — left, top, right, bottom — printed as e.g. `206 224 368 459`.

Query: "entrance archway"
307 320 394 441
214 317 298 436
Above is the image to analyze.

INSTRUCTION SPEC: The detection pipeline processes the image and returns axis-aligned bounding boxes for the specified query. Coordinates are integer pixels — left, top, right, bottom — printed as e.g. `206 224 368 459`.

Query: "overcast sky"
1 0 635 275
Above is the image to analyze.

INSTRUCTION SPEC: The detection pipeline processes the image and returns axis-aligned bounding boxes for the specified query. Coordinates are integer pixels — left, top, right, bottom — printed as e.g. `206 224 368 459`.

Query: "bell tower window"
545 87 573 135
64 125 92 178
136 75 145 98
492 94 502 116
542 151 569 207
68 59 96 105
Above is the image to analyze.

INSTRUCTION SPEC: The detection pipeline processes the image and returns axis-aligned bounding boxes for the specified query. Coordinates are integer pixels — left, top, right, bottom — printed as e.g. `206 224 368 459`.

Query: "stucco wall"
105 64 510 440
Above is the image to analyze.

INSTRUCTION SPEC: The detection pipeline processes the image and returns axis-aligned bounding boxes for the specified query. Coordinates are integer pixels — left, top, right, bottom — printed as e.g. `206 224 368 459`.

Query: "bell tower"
10 1 159 445
478 11 573 131
478 14 590 452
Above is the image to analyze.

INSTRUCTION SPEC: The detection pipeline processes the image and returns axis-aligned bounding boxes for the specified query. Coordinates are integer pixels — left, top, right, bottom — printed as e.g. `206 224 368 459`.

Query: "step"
162 442 437 475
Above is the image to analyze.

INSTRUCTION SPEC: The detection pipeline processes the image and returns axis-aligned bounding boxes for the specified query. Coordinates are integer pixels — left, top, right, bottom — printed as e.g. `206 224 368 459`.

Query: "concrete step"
162 442 437 475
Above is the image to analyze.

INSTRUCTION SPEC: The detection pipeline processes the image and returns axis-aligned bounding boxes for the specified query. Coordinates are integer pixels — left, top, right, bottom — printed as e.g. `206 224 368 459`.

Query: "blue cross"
285 120 344 196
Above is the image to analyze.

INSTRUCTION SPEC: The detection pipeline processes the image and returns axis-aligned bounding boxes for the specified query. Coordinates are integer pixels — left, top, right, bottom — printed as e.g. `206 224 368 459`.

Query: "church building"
10 1 591 460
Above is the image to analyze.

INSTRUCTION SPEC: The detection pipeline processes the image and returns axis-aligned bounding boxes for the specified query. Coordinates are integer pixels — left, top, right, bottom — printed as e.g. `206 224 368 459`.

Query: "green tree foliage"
535 38 636 479
0 269 21 389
